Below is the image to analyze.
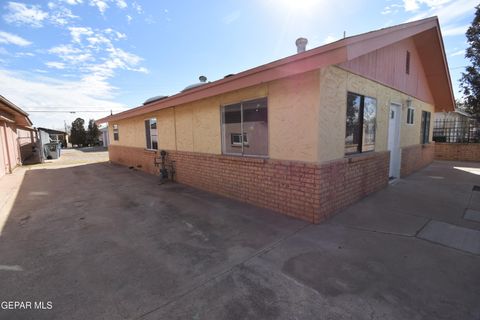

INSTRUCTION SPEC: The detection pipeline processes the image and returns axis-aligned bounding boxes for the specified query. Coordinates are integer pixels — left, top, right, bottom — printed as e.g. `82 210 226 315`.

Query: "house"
96 17 454 223
99 126 110 147
0 95 37 178
433 109 476 143
36 127 68 160
37 127 68 148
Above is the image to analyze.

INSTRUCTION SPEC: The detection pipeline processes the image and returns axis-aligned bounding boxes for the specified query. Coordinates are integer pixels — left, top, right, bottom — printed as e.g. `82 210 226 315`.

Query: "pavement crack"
414 219 432 237
327 222 416 238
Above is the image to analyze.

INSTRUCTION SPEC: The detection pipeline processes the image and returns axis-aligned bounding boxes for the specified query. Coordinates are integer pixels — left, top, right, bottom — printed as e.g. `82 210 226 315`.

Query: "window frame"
220 97 268 158
113 124 119 141
345 92 377 155
406 106 415 125
144 118 158 150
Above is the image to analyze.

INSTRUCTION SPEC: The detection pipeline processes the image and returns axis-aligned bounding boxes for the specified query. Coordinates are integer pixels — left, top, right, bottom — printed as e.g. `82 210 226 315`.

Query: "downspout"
3 122 12 173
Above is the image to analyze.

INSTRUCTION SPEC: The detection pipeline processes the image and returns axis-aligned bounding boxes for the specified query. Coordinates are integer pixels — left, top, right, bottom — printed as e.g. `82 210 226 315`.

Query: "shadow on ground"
73 146 108 153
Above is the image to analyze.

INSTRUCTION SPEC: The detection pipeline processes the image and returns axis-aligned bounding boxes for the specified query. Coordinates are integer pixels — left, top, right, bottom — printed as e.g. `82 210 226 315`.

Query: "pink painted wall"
339 37 434 104
0 122 21 178
0 124 6 177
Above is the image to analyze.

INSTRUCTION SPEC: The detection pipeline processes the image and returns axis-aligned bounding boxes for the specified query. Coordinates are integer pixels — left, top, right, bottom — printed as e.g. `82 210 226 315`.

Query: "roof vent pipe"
295 37 308 53
199 75 207 83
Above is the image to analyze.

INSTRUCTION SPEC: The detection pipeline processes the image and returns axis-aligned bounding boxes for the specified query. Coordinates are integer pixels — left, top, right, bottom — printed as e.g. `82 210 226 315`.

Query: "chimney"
199 75 207 83
295 37 308 53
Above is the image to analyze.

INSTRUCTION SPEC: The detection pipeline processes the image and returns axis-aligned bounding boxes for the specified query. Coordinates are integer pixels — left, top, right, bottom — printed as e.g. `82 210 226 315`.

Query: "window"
345 92 377 154
406 51 411 74
407 107 415 124
231 133 248 146
420 111 431 144
221 97 268 157
113 124 119 141
144 118 158 150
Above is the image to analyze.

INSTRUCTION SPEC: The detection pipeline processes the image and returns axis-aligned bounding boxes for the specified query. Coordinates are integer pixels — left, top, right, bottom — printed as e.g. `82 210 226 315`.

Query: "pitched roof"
37 127 67 135
97 16 454 124
0 95 33 128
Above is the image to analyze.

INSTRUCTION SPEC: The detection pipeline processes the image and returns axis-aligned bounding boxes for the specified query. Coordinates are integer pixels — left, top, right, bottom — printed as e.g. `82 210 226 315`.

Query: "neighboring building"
97 17 455 223
435 109 471 122
434 110 479 143
0 95 37 178
37 128 68 160
99 126 109 147
37 127 68 147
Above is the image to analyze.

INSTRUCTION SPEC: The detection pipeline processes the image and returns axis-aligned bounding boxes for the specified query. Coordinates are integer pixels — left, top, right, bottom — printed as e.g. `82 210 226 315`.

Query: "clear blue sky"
0 0 477 129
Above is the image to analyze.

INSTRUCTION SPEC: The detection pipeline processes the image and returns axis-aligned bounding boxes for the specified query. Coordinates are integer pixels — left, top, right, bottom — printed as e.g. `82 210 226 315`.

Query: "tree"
86 119 100 146
460 4 480 119
70 118 86 147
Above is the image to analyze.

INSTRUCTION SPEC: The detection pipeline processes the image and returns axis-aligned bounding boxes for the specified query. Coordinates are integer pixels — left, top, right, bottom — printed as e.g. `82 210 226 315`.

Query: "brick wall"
108 145 158 175
108 145 390 223
400 144 434 177
434 143 480 162
317 152 390 220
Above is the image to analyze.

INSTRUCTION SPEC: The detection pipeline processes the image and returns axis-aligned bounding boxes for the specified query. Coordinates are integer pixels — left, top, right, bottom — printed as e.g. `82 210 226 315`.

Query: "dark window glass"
222 104 242 155
242 98 268 156
221 98 268 156
345 93 376 154
407 108 415 124
345 93 361 153
406 51 411 74
420 111 431 144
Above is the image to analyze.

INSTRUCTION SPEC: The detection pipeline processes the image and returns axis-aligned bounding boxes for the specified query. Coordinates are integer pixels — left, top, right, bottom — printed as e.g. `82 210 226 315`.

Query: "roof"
453 109 472 118
0 95 34 128
97 16 455 124
37 127 67 135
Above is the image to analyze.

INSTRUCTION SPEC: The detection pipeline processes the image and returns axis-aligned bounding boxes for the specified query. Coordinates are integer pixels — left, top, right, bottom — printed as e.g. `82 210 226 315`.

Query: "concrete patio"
0 152 479 319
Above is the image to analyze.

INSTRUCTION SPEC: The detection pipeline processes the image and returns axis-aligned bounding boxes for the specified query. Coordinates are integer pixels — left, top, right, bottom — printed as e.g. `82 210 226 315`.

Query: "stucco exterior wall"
400 99 434 147
174 104 194 152
318 66 435 162
109 72 321 162
156 108 176 150
109 110 162 149
269 71 320 162
109 67 434 165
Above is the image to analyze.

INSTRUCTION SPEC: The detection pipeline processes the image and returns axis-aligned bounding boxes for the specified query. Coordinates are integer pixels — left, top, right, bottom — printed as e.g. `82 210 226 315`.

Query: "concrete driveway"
0 153 479 319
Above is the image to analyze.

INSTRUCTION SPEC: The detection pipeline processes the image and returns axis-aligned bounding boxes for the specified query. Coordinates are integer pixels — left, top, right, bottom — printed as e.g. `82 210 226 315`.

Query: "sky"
0 0 477 130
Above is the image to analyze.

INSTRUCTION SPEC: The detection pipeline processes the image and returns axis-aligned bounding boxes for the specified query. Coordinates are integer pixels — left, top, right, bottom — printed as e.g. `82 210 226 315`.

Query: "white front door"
388 104 401 179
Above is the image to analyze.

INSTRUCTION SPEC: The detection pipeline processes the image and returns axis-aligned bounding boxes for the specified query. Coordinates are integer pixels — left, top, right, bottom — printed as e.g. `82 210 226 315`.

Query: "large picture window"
345 92 377 154
221 97 268 157
145 118 158 150
420 111 431 144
